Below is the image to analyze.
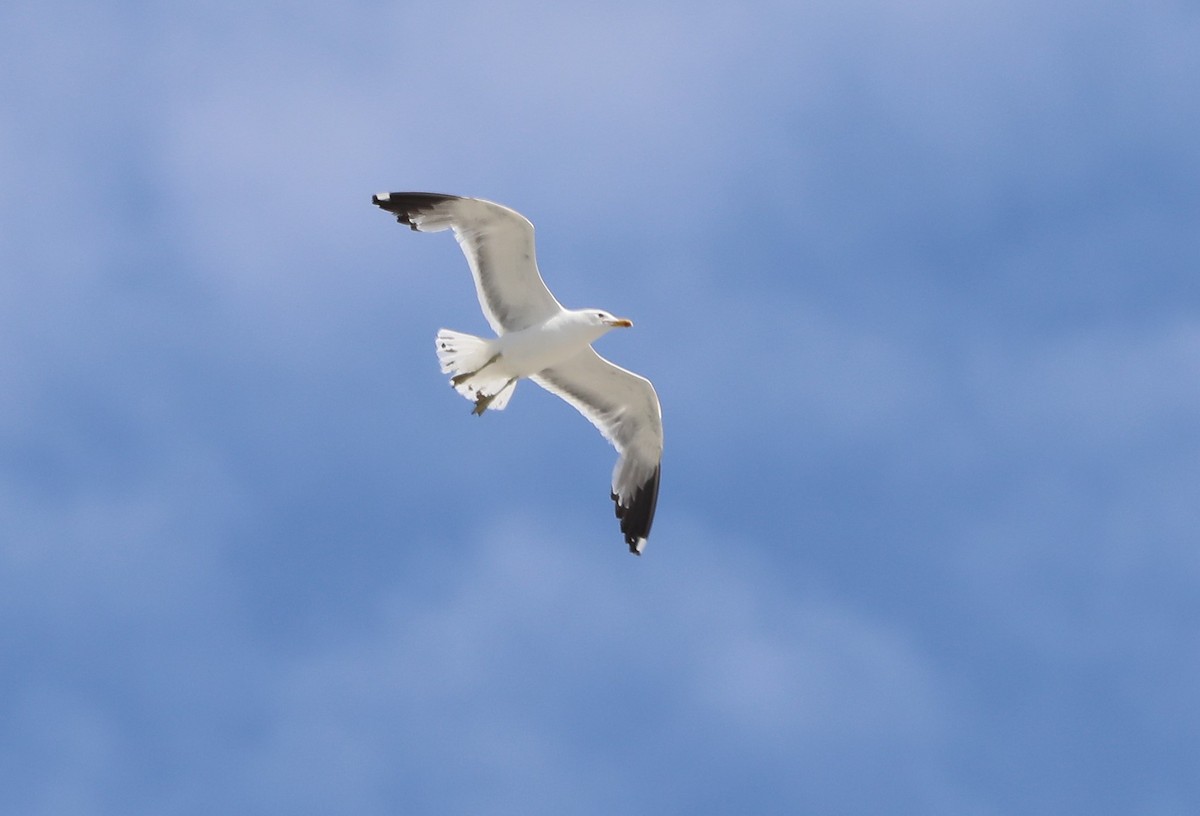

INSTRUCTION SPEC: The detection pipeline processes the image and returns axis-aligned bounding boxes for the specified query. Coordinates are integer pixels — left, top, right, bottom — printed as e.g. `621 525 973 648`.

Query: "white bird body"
373 191 663 554
494 310 619 376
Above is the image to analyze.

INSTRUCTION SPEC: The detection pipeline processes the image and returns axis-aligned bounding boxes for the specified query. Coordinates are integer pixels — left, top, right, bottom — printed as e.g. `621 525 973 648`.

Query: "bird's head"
585 309 634 330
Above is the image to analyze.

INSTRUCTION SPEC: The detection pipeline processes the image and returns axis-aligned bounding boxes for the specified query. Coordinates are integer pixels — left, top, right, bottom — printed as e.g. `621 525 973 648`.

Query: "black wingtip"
613 465 660 555
372 192 461 231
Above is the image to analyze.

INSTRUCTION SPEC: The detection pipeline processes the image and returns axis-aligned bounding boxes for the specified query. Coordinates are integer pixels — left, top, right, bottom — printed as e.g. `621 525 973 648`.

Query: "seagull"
372 192 663 554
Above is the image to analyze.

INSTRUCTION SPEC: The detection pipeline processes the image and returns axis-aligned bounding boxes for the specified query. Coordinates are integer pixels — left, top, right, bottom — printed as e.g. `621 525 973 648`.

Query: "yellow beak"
607 318 633 328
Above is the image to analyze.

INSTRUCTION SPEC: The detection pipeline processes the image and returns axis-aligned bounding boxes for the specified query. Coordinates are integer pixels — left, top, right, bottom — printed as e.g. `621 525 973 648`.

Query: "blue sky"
3 0 1199 813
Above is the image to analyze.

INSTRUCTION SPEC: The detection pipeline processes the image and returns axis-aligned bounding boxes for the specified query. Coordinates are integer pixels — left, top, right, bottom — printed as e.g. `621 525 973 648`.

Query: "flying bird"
372 192 663 554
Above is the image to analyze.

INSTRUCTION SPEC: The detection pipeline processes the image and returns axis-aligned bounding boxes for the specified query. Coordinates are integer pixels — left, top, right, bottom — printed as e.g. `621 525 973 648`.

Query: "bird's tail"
435 329 517 411
435 329 493 376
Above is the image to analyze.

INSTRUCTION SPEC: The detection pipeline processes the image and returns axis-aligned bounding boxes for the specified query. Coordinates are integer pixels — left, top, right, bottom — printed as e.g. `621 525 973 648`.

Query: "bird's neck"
560 310 608 343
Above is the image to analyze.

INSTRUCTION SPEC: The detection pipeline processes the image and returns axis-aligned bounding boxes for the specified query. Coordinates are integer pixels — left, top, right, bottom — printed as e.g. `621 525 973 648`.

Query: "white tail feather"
484 378 517 411
435 329 492 375
434 329 518 411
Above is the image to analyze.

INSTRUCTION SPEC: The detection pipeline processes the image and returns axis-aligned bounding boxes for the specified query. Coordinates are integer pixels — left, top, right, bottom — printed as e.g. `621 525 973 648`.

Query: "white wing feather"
375 193 562 333
533 348 663 551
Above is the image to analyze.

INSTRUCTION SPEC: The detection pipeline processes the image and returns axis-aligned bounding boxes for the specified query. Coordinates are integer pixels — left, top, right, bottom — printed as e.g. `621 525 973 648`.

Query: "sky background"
3 1 1199 813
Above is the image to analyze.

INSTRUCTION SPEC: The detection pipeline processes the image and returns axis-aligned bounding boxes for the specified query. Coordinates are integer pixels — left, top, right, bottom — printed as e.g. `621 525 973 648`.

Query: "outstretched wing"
373 192 563 333
532 348 663 554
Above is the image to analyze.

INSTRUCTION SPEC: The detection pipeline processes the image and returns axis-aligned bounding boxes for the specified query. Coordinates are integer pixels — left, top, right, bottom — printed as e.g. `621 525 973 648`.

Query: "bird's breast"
497 320 594 377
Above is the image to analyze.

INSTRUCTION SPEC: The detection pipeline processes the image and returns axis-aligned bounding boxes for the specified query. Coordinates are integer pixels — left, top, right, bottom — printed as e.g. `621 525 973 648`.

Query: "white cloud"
964 320 1200 448
6 686 125 816
234 516 958 813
